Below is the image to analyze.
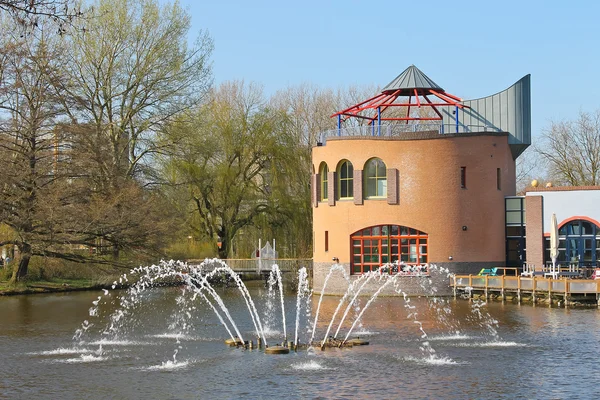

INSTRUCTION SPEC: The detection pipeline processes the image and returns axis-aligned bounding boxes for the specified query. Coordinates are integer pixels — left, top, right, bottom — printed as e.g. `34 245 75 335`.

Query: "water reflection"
1 288 599 399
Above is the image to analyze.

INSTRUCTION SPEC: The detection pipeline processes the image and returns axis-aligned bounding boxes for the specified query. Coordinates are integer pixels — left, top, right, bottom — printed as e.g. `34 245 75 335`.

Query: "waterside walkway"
187 258 313 274
451 274 600 307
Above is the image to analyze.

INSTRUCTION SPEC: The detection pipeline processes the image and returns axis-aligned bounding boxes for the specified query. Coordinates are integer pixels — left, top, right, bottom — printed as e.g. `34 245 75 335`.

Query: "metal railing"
318 123 501 144
187 258 313 275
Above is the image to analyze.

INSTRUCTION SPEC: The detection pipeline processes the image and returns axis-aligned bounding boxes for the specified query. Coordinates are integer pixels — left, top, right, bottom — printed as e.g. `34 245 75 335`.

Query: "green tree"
164 81 305 259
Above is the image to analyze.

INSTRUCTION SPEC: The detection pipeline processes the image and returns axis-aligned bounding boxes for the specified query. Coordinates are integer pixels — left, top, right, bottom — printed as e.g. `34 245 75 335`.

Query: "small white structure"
254 239 278 272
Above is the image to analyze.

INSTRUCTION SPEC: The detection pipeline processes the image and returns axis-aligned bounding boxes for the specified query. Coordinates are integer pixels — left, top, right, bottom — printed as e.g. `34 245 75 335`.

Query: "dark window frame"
497 168 501 190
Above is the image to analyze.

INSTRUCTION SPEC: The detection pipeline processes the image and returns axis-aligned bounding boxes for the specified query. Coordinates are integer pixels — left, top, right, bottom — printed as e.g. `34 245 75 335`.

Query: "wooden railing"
451 274 600 296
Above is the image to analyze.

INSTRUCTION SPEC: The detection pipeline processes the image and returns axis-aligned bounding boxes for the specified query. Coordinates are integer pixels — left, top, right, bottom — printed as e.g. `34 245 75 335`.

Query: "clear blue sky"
177 0 600 139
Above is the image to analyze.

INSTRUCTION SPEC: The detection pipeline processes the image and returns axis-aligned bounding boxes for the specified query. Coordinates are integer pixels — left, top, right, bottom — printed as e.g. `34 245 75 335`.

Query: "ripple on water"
29 347 94 356
454 341 526 348
291 360 330 371
352 330 378 336
404 355 462 366
429 334 474 341
143 360 190 371
88 339 149 346
55 354 107 363
150 333 194 341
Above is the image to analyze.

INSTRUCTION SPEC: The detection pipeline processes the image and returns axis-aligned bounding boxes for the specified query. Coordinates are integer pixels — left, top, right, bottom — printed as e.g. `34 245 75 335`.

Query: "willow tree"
163 81 303 258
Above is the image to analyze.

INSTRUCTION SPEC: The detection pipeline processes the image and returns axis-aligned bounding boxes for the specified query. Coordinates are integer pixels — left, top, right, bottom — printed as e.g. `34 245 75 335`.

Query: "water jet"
70 260 506 365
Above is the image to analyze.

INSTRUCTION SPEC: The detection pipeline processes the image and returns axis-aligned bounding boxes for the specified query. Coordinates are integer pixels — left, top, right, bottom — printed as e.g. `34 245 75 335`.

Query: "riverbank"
0 274 269 296
0 279 114 296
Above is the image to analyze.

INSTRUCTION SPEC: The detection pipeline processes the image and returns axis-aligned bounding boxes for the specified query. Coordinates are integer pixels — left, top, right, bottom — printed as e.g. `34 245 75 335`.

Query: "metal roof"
331 65 462 123
382 65 444 95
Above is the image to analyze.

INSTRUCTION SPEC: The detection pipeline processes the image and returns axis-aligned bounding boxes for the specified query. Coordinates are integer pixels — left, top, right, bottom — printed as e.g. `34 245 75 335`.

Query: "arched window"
546 219 600 266
319 163 328 201
364 158 386 198
337 160 353 199
351 225 428 274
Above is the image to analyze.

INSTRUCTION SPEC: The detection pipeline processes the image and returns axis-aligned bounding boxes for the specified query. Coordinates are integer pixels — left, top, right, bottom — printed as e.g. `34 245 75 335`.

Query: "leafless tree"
536 110 600 186
515 147 543 194
0 27 74 281
0 0 82 34
60 0 213 186
0 18 179 281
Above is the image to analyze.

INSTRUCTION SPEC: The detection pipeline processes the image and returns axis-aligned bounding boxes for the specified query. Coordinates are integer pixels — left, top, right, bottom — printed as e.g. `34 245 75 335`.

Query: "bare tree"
60 0 212 186
0 19 179 281
0 27 72 281
271 83 339 147
0 0 82 34
537 110 600 186
515 147 543 194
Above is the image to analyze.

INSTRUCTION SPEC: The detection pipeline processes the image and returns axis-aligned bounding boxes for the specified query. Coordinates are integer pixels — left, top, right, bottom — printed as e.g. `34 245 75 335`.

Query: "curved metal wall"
442 75 531 159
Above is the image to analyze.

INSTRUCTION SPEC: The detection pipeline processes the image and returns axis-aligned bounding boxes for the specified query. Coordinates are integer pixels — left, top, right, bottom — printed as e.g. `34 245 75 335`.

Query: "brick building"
311 66 532 295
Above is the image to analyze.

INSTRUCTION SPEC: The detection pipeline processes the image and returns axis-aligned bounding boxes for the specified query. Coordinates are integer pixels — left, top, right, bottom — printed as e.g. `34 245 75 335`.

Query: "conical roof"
382 65 444 95
331 64 463 122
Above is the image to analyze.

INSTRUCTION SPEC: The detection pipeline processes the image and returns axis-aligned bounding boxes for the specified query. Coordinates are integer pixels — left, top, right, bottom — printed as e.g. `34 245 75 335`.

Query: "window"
337 160 354 199
505 197 526 267
351 225 428 274
546 219 600 266
325 231 329 252
497 168 501 190
460 166 466 188
319 163 328 201
364 158 387 198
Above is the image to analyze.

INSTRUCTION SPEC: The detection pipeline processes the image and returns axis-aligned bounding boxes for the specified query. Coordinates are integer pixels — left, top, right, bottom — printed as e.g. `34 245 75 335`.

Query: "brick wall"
312 134 515 265
525 195 544 271
387 168 399 205
311 262 498 296
328 171 336 206
312 173 320 208
353 170 363 205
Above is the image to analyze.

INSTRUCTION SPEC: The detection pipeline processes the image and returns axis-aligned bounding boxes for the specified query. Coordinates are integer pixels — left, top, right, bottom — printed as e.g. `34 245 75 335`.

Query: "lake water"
1 284 600 399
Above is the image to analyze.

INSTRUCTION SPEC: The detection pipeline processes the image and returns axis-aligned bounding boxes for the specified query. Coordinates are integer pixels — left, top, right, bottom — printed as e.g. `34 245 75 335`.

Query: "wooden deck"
451 274 600 307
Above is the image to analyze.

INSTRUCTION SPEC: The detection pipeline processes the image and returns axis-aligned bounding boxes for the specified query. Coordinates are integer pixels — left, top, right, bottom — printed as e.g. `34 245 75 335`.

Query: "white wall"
527 190 600 232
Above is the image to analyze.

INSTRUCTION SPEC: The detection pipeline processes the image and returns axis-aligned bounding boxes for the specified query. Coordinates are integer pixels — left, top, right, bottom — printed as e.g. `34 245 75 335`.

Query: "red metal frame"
332 87 468 123
350 225 428 275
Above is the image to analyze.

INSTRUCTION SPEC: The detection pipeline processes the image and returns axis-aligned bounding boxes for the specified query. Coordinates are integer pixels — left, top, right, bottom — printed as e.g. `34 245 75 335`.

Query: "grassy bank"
0 278 115 295
0 257 128 296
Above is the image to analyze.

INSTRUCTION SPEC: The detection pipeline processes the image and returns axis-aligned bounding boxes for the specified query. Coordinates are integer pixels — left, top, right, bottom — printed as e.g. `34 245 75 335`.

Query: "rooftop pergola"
331 65 468 128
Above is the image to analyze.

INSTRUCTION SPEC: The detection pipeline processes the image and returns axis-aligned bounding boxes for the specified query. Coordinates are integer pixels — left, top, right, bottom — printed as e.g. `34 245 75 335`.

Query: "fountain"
71 259 505 363
11 257 595 399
